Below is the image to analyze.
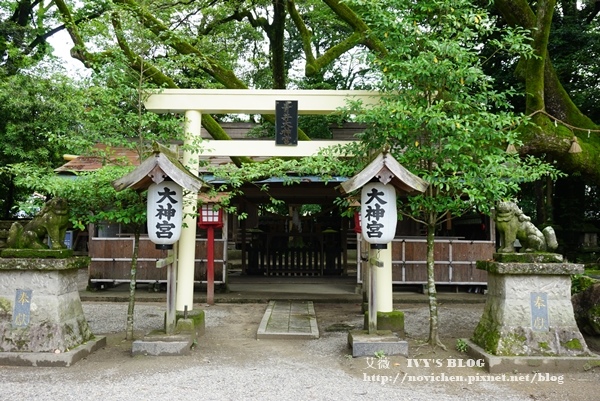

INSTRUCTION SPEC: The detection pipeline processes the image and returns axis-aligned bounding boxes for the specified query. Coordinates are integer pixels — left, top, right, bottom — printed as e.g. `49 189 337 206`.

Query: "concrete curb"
465 339 600 373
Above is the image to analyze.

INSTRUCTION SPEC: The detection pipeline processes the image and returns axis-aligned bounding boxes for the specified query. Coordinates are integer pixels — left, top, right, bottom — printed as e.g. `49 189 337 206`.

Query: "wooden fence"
357 237 494 285
88 236 226 285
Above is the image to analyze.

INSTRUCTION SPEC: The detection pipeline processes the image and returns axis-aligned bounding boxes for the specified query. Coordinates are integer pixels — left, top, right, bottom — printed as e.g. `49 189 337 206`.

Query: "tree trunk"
1 180 15 219
126 226 141 340
426 221 446 349
525 0 555 115
494 0 600 182
269 0 287 89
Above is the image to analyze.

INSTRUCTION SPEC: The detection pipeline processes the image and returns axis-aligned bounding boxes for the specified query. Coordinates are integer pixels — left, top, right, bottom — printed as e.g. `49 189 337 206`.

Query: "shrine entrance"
231 179 354 277
145 89 380 290
141 89 494 311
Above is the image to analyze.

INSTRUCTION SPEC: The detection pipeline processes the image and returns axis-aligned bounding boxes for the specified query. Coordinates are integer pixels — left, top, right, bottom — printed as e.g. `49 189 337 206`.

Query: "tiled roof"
54 144 140 173
54 123 363 173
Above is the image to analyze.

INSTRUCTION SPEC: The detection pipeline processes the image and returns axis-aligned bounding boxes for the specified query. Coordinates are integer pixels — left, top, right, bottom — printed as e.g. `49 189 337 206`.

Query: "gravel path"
0 302 598 401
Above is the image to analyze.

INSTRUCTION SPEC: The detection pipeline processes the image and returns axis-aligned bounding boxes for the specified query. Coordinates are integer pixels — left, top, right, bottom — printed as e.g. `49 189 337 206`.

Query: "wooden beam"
197 139 354 157
144 89 381 114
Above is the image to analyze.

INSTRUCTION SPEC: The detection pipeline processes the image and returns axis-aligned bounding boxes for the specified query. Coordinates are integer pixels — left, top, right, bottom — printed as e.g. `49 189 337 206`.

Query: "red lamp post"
197 203 223 305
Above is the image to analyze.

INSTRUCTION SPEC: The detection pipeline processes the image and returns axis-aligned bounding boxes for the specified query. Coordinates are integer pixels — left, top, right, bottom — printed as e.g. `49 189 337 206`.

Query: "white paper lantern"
360 182 397 245
147 181 183 249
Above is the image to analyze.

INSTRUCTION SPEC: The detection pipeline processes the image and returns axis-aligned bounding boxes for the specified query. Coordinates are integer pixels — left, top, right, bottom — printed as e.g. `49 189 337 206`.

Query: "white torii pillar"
176 110 201 312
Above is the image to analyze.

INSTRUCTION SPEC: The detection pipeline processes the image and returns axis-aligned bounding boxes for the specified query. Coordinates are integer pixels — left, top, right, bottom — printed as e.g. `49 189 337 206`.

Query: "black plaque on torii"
275 100 298 146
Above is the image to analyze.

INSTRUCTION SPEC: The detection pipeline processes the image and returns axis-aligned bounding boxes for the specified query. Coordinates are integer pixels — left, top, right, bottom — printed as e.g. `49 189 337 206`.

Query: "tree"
8 67 182 339
4 41 184 341
3 1 599 177
0 70 91 218
490 0 600 181
63 54 183 340
0 0 56 75
342 0 561 348
483 0 600 242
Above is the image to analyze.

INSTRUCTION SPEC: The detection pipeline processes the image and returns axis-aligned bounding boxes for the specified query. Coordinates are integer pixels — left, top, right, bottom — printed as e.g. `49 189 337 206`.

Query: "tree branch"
110 12 254 167
323 0 386 55
114 0 248 89
113 0 310 139
53 0 109 69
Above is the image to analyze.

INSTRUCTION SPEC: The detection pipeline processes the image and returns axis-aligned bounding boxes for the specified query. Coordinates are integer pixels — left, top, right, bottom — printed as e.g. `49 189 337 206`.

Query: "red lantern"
197 204 223 229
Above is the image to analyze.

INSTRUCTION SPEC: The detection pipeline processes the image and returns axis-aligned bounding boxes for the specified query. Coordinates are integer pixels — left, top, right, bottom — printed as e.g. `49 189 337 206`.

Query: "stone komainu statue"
7 197 70 250
495 201 558 253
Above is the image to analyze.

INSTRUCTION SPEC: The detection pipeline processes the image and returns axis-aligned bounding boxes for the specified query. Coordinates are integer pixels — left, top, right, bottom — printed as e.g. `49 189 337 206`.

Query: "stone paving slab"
256 300 319 339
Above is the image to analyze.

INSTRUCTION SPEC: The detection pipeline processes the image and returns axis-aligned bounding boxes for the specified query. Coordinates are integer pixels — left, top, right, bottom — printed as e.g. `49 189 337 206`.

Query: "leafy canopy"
11 164 145 231
343 0 562 225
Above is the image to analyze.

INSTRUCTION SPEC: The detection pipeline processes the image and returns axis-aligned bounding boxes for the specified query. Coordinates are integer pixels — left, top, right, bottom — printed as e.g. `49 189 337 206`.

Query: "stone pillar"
473 253 591 357
176 110 201 312
373 245 393 313
0 258 93 353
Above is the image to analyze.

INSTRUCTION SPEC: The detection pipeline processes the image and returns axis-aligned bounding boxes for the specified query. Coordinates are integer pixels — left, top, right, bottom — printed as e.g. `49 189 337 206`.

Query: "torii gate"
144 89 380 312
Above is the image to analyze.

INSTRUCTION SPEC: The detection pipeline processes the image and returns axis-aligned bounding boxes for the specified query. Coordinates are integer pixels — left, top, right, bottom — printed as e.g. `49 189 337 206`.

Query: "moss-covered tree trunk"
268 0 287 89
495 0 600 182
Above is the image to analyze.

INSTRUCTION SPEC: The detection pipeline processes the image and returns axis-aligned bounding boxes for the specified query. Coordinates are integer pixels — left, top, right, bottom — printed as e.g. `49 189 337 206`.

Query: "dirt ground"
80 301 600 401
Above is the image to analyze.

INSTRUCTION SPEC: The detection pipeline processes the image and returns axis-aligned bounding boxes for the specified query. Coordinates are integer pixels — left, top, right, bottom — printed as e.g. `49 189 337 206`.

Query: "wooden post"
156 248 177 334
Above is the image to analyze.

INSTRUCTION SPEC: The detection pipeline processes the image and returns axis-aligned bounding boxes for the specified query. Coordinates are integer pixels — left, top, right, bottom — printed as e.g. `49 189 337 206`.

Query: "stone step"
256 300 319 339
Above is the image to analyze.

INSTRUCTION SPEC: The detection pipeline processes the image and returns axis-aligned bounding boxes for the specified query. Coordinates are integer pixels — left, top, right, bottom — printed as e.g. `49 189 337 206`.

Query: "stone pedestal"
0 257 104 366
132 310 205 356
348 330 408 357
472 253 591 357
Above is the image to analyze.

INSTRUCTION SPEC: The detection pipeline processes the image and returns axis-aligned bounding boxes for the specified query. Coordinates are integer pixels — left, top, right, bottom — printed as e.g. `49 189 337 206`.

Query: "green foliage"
346 0 561 225
571 274 600 295
0 0 54 75
77 54 184 149
0 33 183 218
548 8 600 123
8 163 146 231
344 0 562 347
455 338 469 353
0 71 90 217
374 350 386 359
62 166 146 231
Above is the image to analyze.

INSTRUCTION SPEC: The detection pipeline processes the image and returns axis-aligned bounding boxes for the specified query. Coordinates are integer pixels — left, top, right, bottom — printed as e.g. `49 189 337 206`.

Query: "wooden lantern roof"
112 142 204 192
338 152 428 195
